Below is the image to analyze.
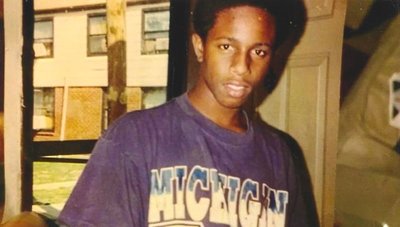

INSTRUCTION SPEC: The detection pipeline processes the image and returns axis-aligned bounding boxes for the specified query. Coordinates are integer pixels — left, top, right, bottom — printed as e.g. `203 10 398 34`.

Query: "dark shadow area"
39 212 61 227
22 0 34 211
167 0 190 99
254 0 308 108
340 44 370 104
0 0 5 218
344 0 399 39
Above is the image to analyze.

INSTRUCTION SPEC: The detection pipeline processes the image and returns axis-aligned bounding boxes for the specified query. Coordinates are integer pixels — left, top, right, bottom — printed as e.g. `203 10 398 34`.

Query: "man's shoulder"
102 99 180 139
253 116 304 161
253 116 300 152
253 117 288 141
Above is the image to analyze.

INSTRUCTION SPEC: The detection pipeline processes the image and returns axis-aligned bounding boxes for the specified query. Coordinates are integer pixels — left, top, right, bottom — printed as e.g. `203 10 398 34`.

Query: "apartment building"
33 0 170 141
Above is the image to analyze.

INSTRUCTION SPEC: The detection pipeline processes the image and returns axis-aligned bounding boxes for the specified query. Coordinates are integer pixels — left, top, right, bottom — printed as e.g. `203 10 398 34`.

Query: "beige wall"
34 12 108 87
34 0 106 11
34 0 159 10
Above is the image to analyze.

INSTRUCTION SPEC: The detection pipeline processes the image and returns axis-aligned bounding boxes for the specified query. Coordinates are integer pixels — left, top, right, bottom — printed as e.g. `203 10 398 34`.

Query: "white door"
256 0 347 226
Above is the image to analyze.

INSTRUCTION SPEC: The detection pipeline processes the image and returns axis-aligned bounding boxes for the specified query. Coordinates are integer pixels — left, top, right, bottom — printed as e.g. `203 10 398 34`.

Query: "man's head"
191 0 307 105
190 4 277 110
188 0 307 116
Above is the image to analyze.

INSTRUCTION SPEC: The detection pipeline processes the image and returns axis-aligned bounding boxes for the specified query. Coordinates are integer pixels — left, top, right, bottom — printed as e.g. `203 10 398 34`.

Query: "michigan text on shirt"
149 165 289 227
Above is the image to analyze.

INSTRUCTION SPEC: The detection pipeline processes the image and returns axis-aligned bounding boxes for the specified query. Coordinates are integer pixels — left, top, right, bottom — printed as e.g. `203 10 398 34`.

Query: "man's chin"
220 98 248 110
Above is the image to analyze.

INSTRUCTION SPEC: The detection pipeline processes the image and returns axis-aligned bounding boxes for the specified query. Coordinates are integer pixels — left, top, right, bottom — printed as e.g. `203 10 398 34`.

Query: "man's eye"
219 44 231 50
254 49 267 57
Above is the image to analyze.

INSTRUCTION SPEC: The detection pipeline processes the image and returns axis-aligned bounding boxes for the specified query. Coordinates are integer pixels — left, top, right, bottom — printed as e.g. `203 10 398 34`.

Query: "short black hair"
192 0 307 49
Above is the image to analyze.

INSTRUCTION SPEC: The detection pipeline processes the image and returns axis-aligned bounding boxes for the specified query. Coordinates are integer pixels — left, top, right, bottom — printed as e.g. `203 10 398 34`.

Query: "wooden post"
106 0 127 124
2 0 34 222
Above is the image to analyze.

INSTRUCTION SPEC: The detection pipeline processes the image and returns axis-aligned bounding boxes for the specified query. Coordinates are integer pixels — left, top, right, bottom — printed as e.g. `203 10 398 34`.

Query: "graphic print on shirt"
148 165 289 227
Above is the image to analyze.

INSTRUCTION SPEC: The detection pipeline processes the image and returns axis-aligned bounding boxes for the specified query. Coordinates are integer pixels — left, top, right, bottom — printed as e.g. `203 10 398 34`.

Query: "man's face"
192 5 276 110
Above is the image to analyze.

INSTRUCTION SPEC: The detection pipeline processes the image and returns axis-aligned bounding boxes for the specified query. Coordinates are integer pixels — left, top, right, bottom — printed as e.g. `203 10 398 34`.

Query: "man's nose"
231 52 250 76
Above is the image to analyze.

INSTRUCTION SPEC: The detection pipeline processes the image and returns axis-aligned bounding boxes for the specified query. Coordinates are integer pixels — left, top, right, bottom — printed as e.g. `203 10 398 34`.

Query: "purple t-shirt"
58 94 315 227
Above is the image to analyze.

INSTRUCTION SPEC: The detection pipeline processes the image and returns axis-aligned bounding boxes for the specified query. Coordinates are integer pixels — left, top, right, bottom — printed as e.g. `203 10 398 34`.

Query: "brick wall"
34 87 144 142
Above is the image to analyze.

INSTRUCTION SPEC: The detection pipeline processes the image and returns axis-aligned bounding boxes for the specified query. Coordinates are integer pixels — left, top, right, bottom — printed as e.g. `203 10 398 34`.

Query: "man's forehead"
206 6 276 45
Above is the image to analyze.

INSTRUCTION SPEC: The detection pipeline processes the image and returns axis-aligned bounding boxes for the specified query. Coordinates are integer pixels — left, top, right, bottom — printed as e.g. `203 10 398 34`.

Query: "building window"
34 19 53 58
142 8 169 55
33 88 55 131
88 14 107 56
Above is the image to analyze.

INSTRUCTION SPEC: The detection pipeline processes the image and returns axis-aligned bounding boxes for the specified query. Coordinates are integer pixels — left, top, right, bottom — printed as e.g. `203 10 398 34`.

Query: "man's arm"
57 135 147 227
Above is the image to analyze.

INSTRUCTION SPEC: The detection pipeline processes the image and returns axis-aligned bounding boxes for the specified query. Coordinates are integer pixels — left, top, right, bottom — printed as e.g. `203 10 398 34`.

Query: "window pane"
35 20 53 39
142 9 170 55
34 20 53 58
88 15 107 55
89 16 106 35
142 87 167 109
144 31 169 39
33 88 55 131
143 38 169 54
144 10 169 32
89 35 107 54
34 40 53 58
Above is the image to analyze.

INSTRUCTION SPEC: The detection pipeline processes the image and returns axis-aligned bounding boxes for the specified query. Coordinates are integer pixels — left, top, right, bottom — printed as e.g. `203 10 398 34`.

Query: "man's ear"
192 33 204 62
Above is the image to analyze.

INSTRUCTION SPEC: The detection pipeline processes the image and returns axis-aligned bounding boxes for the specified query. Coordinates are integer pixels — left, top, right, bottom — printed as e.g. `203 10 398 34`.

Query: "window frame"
33 87 56 133
141 7 170 55
87 13 107 56
34 17 54 58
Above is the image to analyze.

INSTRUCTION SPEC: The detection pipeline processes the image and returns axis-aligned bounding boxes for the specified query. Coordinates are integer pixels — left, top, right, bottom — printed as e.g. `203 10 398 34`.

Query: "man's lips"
224 81 250 98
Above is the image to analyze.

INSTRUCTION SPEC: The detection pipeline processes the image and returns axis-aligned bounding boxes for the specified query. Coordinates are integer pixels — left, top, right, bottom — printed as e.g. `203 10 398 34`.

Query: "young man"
58 0 317 226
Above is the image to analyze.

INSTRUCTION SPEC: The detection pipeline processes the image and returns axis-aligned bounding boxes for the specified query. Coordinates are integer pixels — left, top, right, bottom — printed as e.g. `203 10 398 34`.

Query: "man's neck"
187 89 248 133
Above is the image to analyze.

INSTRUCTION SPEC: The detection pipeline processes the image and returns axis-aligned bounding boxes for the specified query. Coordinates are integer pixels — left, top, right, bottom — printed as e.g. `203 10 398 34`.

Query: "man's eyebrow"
255 42 273 48
214 36 235 41
214 37 273 48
